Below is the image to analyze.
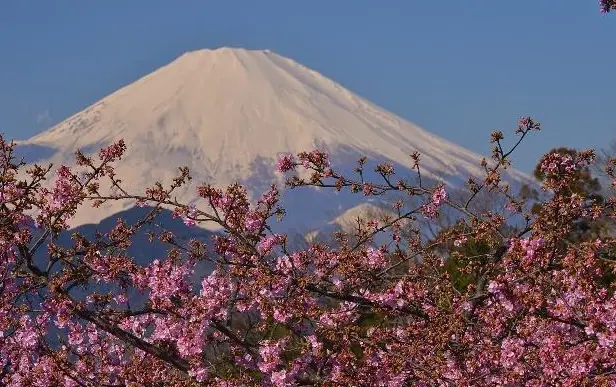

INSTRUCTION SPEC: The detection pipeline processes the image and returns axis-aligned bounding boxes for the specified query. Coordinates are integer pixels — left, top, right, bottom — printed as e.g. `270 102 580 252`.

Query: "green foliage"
444 238 491 293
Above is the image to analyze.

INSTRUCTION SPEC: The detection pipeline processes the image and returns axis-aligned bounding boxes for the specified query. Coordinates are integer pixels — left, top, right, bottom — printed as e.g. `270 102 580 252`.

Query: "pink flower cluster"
182 203 198 226
421 185 447 219
276 153 296 173
98 139 126 162
277 150 330 173
539 150 595 191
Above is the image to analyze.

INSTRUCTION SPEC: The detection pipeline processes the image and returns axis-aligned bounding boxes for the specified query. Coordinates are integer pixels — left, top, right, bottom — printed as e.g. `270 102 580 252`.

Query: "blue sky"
0 1 614 173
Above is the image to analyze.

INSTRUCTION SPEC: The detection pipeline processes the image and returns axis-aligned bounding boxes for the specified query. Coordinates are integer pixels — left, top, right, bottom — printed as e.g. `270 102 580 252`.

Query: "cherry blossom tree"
1 112 616 386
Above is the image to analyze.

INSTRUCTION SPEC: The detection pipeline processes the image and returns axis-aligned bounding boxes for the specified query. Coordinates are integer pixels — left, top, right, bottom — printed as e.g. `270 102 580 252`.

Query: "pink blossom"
454 235 468 247
277 153 296 172
270 370 289 386
365 247 387 269
189 366 208 382
98 139 126 162
258 340 284 373
182 203 198 226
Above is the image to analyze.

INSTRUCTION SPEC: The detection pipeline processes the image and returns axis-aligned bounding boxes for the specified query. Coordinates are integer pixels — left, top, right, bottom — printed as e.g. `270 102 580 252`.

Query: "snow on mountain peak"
19 47 530 230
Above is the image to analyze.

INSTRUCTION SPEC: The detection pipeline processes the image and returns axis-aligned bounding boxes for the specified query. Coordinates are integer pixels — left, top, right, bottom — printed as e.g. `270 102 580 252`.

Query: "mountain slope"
17 47 531 231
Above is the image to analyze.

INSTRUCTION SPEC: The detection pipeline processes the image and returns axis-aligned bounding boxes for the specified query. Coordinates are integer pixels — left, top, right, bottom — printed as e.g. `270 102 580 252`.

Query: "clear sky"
0 1 614 173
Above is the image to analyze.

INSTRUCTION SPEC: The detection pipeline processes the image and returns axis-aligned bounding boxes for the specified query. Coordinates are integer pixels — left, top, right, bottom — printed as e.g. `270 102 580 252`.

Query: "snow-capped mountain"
16 47 531 234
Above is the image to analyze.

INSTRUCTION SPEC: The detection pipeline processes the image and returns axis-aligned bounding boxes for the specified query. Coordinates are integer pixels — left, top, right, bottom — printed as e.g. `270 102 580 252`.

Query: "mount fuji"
15 47 532 236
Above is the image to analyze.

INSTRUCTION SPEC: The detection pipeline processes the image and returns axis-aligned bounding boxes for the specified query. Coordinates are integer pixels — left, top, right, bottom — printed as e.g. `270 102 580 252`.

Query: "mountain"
15 47 532 235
